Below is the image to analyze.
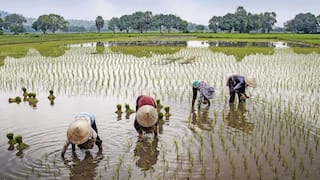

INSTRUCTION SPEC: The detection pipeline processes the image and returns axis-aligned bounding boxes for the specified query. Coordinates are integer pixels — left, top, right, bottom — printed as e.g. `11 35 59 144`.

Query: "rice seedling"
243 154 248 171
127 166 132 180
215 158 220 179
292 168 296 180
8 96 21 103
14 135 29 150
174 139 179 161
1 42 320 179
299 158 305 172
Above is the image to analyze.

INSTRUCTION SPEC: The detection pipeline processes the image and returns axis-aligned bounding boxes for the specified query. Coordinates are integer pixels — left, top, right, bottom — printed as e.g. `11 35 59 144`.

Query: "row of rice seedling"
1 45 319 129
1 44 319 179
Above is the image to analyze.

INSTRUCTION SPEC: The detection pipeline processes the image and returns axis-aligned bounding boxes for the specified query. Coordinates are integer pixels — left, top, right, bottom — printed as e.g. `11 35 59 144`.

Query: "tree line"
108 11 188 33
208 6 277 33
285 13 320 33
0 7 319 35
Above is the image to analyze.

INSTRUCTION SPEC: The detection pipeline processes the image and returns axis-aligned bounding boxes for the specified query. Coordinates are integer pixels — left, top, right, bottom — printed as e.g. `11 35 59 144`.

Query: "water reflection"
191 106 213 131
210 47 274 61
116 112 122 120
187 41 209 48
15 149 24 158
49 100 55 106
158 119 165 134
224 103 254 134
134 138 159 171
64 151 103 180
0 56 5 66
34 44 68 57
0 45 29 60
125 112 134 119
95 42 105 54
7 144 15 151
271 42 288 48
0 43 68 61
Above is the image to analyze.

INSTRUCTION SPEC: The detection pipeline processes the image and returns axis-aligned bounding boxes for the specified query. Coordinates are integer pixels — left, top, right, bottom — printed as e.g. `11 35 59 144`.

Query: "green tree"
108 17 120 33
152 14 166 34
247 13 261 32
208 16 221 33
294 13 318 33
95 16 104 33
260 12 277 33
4 14 26 34
163 14 177 33
285 13 318 33
48 14 68 33
317 14 320 32
119 15 132 33
0 17 4 34
284 19 296 32
144 11 153 32
32 15 51 33
109 11 189 34
32 14 68 33
234 6 249 33
234 6 248 33
175 17 188 32
219 13 236 32
131 11 145 33
195 25 205 31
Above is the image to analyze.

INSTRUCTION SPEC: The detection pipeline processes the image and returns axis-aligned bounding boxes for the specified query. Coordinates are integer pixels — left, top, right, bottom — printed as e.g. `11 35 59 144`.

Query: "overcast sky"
1 0 319 27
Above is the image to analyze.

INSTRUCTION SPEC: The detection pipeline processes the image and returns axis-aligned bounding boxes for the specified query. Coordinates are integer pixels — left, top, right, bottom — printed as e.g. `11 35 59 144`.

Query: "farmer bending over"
226 74 257 104
191 80 214 109
134 95 158 140
61 112 102 158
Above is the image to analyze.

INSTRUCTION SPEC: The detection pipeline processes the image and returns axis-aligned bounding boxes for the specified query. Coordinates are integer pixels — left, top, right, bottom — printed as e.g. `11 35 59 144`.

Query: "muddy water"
0 43 320 179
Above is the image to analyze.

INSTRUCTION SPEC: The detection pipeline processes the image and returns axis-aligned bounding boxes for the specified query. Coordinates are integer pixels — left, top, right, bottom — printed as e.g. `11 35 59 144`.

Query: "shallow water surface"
0 44 320 179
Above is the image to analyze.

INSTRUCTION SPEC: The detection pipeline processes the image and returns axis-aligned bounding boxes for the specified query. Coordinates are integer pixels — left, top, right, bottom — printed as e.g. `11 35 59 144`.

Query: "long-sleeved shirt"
227 75 245 92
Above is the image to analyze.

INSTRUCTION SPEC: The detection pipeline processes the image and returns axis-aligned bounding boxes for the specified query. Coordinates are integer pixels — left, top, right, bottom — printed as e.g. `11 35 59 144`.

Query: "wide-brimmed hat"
245 78 257 88
67 119 91 144
136 105 158 128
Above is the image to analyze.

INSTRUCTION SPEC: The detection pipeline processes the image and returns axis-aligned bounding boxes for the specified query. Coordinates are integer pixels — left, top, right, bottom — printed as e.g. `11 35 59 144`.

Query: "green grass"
1 32 320 46
292 47 320 54
210 47 274 61
109 46 183 57
0 42 70 65
1 32 319 65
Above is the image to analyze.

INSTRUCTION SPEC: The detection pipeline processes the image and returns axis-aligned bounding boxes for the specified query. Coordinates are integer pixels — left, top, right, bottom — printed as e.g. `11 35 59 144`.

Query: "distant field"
0 32 320 46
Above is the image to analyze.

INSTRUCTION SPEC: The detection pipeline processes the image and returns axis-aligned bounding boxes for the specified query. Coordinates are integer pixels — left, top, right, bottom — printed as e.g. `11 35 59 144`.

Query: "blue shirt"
75 112 95 125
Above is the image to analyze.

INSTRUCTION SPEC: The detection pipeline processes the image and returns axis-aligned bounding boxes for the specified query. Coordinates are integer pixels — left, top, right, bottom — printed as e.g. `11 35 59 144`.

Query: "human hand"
240 93 249 99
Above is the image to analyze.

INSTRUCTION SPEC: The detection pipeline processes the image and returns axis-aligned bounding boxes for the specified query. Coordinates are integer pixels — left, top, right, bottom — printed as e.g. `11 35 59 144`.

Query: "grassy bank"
1 32 320 46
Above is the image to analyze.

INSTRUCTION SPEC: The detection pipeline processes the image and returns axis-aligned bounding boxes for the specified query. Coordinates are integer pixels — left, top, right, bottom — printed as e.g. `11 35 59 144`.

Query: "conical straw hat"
136 105 158 127
67 119 91 144
245 77 257 88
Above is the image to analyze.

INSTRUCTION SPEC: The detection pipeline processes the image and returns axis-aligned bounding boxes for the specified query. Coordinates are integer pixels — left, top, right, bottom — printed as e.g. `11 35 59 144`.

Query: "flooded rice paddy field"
0 42 320 179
